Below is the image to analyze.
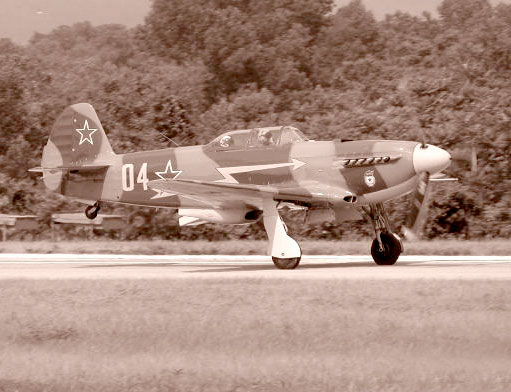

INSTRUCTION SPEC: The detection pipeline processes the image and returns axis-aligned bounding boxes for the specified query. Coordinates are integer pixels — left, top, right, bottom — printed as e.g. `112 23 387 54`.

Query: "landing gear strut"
364 203 402 265
85 201 100 220
262 199 301 269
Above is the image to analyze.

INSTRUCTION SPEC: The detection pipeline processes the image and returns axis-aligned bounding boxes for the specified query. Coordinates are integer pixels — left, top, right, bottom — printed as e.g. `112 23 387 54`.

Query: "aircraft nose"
413 143 451 174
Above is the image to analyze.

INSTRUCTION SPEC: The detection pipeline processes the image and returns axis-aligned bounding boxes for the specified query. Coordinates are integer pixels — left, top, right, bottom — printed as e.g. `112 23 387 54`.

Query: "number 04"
122 163 148 191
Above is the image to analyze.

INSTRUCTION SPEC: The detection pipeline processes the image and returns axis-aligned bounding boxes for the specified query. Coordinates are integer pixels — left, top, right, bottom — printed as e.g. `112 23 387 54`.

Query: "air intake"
245 210 263 221
343 195 357 203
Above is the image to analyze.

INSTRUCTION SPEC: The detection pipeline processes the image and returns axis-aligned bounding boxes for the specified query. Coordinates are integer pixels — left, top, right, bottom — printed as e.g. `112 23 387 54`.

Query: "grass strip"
1 279 510 391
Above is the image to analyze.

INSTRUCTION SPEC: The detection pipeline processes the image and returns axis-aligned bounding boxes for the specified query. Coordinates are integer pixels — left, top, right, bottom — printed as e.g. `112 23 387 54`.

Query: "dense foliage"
0 0 509 240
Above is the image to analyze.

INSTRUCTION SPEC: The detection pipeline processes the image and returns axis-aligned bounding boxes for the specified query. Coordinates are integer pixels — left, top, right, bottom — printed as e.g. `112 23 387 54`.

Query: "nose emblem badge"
364 170 376 187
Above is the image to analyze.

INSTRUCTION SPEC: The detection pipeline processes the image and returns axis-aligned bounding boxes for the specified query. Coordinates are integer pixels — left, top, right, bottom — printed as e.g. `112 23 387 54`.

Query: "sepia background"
1 2 511 392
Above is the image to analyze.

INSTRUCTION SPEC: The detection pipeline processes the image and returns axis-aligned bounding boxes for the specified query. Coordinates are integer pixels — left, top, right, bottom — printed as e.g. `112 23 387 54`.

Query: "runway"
1 254 511 280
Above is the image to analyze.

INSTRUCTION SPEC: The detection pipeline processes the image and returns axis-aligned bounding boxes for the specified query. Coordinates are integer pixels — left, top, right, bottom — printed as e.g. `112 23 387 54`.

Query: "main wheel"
371 232 401 265
85 204 100 220
272 256 301 269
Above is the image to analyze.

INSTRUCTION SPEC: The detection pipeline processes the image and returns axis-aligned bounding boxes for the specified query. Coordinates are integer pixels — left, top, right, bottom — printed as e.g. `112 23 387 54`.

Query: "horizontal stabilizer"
29 164 111 173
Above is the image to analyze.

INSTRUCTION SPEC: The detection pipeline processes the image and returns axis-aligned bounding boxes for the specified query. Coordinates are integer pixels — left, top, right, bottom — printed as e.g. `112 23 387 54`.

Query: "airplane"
30 103 452 269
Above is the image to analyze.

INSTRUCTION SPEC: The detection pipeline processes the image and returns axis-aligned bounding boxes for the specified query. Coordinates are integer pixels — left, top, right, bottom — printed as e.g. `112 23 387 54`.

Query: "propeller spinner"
412 144 451 175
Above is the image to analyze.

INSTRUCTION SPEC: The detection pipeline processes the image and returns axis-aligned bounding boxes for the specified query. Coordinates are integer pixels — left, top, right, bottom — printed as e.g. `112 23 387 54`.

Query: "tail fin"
40 103 116 191
43 103 114 167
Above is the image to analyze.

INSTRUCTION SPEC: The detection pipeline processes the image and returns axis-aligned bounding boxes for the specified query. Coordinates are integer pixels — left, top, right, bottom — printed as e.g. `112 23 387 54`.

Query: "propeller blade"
402 172 431 241
470 145 477 173
419 128 427 149
450 145 477 173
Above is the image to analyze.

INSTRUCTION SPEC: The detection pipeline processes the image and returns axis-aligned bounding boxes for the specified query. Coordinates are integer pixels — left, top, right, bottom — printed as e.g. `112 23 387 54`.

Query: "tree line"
0 0 510 240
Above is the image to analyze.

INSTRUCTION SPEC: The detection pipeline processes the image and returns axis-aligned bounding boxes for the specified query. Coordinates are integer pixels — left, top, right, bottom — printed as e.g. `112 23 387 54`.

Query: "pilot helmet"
260 130 273 145
219 135 232 147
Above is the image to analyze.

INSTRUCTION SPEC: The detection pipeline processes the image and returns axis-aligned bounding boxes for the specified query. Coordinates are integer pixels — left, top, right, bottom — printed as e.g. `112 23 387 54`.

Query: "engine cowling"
177 208 262 226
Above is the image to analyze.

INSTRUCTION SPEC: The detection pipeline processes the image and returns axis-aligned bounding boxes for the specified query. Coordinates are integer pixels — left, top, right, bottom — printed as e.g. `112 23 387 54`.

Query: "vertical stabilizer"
43 103 114 167
41 103 115 192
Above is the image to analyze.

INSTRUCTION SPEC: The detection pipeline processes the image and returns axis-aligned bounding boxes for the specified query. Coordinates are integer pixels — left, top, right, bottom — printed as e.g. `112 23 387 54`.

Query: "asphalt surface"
1 254 511 280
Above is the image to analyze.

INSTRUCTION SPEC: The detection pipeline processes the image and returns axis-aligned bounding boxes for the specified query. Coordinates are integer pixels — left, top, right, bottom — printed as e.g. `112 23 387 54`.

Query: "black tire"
85 204 100 220
272 256 301 269
371 232 401 265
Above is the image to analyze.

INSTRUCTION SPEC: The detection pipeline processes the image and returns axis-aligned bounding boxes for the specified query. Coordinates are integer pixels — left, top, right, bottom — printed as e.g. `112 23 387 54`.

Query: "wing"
148 178 352 209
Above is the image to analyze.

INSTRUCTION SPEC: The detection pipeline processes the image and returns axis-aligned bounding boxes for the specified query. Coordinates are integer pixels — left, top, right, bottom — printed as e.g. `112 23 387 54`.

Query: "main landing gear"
364 203 403 265
262 199 302 269
85 201 100 220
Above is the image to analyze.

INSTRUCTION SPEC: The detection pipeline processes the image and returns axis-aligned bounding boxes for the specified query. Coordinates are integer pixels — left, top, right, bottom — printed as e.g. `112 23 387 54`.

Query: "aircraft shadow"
77 261 373 272
185 261 430 273
78 262 280 271
78 263 180 269
77 260 469 273
188 260 490 273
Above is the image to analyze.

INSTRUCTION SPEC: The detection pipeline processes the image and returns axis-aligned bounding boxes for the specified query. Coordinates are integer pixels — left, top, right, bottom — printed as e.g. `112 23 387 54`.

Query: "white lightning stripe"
151 190 176 199
215 159 306 184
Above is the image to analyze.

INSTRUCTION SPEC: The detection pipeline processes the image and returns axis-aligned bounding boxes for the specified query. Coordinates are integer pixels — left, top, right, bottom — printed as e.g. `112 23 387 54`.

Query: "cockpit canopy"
208 126 308 151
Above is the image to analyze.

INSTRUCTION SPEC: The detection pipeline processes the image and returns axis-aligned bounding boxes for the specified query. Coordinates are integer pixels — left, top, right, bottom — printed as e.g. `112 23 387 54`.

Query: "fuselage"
62 138 436 210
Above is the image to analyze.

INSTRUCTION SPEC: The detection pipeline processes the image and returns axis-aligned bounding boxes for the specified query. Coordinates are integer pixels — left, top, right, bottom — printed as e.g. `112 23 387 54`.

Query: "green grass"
0 239 511 255
1 279 511 391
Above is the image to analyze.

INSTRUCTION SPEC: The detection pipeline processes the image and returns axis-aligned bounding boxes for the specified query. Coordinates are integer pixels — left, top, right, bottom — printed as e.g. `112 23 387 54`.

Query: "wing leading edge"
148 178 353 208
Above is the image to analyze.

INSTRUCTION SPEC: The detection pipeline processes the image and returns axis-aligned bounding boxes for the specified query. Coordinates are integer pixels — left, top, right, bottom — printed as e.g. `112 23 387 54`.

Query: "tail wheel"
272 256 301 269
371 232 401 265
85 203 100 220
